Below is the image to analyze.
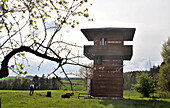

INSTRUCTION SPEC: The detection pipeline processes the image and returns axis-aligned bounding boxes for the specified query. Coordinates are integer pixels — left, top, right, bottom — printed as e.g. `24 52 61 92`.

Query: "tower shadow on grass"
99 99 170 108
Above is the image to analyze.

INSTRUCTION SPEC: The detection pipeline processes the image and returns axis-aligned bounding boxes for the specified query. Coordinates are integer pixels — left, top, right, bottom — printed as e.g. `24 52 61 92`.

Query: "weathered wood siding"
84 45 132 60
82 28 135 98
92 71 123 97
91 58 124 98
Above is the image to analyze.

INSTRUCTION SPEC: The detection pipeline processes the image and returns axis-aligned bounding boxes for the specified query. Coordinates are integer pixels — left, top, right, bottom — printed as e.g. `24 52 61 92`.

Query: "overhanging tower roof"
81 28 136 41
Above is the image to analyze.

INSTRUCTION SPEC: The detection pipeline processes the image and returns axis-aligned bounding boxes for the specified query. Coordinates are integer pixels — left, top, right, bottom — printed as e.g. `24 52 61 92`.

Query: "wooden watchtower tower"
81 28 135 98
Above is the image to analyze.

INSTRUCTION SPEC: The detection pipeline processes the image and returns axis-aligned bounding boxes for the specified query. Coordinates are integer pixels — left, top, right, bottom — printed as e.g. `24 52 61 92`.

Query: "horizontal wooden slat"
92 93 123 97
92 89 123 93
92 88 123 93
102 60 123 65
92 82 123 85
84 45 132 60
92 84 123 89
93 71 123 74
92 92 123 96
93 78 123 81
93 77 123 81
92 88 123 92
93 77 122 81
93 66 123 72
93 73 123 80
92 81 123 85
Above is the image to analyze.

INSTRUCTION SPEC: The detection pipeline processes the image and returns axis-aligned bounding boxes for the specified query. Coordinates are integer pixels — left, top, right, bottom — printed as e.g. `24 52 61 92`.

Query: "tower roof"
81 28 136 41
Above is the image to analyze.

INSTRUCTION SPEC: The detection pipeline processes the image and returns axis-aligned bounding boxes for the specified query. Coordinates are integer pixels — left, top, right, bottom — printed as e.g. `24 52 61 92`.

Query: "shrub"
132 72 155 97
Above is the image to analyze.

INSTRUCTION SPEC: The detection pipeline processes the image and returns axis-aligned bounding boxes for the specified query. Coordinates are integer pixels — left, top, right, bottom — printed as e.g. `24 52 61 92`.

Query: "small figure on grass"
29 82 34 95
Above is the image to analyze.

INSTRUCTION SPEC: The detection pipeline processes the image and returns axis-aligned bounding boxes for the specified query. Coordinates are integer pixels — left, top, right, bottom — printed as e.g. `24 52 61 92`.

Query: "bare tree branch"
0 0 93 92
0 46 62 78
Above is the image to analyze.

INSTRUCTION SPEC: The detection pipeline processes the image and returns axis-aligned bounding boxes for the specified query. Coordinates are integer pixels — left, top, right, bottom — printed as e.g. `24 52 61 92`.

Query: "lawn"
0 90 169 108
0 77 18 80
60 84 85 91
60 79 85 91
61 80 84 83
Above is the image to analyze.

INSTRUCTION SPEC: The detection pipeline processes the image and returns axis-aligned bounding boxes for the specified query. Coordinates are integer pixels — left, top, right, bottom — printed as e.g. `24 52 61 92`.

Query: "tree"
0 0 92 91
132 72 155 97
78 62 93 79
161 37 170 64
69 62 93 80
52 77 60 90
156 37 170 97
157 63 170 96
67 62 93 90
12 78 22 90
21 79 31 90
123 71 137 90
33 75 39 89
39 74 46 89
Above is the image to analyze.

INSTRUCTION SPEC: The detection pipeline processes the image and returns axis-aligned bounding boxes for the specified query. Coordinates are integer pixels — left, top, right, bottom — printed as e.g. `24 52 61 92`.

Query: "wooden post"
47 91 51 97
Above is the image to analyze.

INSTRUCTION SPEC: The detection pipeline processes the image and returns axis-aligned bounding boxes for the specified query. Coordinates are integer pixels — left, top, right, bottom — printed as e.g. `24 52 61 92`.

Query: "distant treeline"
123 65 159 90
0 74 61 90
24 75 81 80
61 77 81 80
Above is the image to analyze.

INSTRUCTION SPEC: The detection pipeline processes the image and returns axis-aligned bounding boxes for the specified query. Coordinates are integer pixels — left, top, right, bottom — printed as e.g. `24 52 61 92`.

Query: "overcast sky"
80 0 170 71
6 0 170 77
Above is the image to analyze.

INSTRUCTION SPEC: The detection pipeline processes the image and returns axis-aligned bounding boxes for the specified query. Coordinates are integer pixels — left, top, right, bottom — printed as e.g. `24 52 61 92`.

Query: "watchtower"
81 28 135 98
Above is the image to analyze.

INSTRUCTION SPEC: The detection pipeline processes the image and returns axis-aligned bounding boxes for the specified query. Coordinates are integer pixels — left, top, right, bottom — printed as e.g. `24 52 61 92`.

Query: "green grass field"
0 90 169 108
60 84 85 91
61 80 84 83
0 77 18 80
60 79 85 91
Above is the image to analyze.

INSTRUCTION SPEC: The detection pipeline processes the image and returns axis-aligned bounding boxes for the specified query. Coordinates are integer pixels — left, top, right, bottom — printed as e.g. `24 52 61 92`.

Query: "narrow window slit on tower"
100 38 107 46
96 56 102 65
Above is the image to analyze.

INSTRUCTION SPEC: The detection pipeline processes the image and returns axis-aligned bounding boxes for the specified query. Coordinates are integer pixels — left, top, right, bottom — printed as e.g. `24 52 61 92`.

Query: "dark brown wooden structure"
81 28 135 98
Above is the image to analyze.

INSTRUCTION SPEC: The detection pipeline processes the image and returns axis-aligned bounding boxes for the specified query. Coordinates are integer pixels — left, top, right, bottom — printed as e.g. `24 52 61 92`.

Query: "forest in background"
123 65 160 90
0 75 61 90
